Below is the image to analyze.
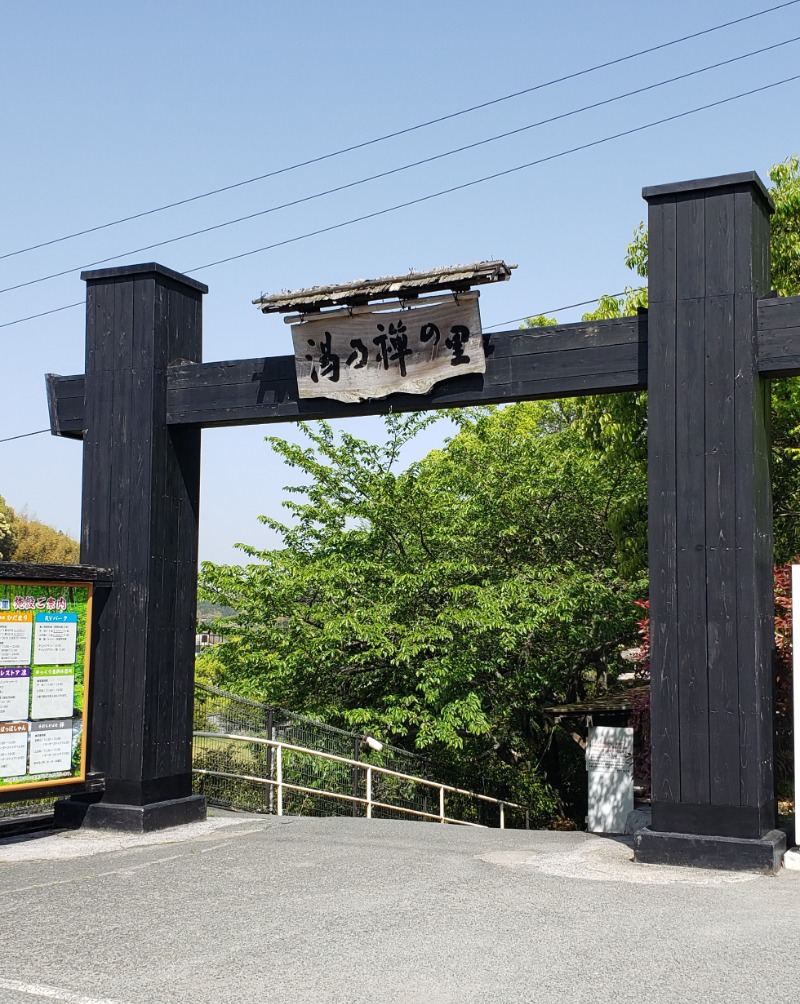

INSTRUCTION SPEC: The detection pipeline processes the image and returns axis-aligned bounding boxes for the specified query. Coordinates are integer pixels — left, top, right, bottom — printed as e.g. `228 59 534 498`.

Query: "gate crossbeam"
47 314 647 437
47 296 800 438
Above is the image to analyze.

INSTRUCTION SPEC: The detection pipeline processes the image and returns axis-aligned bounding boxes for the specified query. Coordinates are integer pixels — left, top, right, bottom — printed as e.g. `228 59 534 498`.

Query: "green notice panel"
0 581 92 794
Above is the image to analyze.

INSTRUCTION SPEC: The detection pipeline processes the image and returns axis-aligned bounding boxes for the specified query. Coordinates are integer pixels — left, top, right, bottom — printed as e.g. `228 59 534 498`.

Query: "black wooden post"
55 264 208 832
635 174 785 869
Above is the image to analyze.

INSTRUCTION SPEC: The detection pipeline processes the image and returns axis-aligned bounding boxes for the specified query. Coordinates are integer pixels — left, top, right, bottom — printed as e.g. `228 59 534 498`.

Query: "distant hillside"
197 600 236 623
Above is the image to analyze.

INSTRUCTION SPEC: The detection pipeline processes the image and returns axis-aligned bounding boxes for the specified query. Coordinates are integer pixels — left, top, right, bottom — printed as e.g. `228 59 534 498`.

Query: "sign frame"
290 292 485 403
0 578 93 798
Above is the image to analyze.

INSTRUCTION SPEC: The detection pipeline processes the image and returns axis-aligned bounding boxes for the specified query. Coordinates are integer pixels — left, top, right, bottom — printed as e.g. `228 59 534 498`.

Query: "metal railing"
195 682 432 779
0 796 56 824
193 731 530 828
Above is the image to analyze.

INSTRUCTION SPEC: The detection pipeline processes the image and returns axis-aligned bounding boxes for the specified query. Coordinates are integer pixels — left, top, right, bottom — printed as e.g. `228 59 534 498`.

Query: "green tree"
769 155 800 297
200 408 646 819
0 496 16 561
10 511 79 564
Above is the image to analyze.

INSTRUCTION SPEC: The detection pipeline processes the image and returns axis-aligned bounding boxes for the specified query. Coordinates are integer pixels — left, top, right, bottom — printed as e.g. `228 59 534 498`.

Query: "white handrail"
276 743 283 817
191 768 484 826
193 731 531 828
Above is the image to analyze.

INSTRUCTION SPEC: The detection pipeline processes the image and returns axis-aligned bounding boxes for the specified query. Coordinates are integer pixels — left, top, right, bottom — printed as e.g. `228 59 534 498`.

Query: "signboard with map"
0 580 92 794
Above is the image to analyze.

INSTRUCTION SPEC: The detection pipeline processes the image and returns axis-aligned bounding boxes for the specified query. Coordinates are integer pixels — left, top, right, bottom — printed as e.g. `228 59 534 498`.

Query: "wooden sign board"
291 295 484 402
0 580 92 794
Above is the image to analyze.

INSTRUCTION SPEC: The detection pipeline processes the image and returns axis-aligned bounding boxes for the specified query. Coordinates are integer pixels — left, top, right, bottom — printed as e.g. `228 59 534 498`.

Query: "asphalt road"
0 812 798 1004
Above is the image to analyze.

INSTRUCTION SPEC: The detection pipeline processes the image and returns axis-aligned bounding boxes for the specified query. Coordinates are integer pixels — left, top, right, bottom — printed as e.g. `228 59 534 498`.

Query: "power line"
0 292 625 340
0 301 83 330
3 71 798 332
1 0 797 264
184 71 800 275
5 34 795 298
0 429 49 444
484 295 630 330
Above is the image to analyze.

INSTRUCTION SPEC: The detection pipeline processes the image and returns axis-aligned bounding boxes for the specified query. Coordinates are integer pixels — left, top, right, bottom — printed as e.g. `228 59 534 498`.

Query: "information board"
585 725 634 834
585 725 634 773
0 581 92 794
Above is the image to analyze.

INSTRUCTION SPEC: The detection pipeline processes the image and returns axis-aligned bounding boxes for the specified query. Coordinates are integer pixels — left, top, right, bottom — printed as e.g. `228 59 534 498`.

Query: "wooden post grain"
56 264 208 832
636 174 783 868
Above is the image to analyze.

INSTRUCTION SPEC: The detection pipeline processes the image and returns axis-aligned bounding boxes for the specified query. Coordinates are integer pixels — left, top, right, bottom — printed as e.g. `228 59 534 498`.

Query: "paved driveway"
0 812 798 1003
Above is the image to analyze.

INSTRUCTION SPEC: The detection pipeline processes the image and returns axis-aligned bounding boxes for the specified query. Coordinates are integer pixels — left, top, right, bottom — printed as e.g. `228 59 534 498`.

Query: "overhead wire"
2 69 799 332
1 0 798 263
0 429 50 444
483 296 630 330
0 300 84 330
183 71 800 275
4 34 797 298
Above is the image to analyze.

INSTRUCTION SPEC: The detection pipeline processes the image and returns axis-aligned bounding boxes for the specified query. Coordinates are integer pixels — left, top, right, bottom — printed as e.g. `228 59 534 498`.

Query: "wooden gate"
47 171 800 869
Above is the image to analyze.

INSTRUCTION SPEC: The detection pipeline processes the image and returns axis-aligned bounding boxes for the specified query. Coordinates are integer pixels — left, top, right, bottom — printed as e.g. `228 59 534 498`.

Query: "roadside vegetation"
0 497 79 564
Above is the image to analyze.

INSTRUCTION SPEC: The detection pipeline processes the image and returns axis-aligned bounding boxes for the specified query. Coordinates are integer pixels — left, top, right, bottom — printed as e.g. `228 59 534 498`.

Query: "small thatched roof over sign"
541 685 649 719
253 260 515 315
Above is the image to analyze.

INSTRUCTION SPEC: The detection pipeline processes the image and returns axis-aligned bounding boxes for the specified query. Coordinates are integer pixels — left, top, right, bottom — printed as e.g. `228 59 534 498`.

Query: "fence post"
265 707 274 815
366 766 372 818
499 802 505 829
352 737 361 817
439 786 445 823
276 744 283 817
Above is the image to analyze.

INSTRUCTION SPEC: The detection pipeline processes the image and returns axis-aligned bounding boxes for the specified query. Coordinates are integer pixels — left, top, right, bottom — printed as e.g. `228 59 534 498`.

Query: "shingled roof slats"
253 260 515 314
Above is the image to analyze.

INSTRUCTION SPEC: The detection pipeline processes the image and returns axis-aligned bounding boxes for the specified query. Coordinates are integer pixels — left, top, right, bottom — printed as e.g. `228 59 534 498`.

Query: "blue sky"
2 0 799 565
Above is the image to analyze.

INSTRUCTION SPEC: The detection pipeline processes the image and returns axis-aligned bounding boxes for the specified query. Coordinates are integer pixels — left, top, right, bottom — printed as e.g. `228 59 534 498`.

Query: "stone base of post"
633 826 786 873
53 794 206 833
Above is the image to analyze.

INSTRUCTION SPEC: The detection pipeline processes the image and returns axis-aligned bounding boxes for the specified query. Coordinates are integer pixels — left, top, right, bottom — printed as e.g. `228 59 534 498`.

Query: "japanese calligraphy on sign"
291 297 485 402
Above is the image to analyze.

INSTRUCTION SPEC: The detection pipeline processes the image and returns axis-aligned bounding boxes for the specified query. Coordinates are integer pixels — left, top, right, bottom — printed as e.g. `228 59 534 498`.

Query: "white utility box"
586 725 634 833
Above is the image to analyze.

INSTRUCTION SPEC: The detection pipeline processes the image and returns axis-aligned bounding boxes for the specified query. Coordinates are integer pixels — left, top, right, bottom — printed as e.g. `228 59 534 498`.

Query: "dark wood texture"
167 317 647 426
48 315 647 435
651 799 776 839
634 825 786 874
78 264 204 808
646 197 680 805
645 174 775 841
642 170 773 206
0 562 112 584
756 295 800 375
47 299 800 439
45 373 85 440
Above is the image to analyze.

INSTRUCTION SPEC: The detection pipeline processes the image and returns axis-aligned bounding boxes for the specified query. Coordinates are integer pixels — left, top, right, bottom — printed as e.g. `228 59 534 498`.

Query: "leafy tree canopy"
0 501 79 565
200 407 646 812
12 513 79 564
0 496 16 562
